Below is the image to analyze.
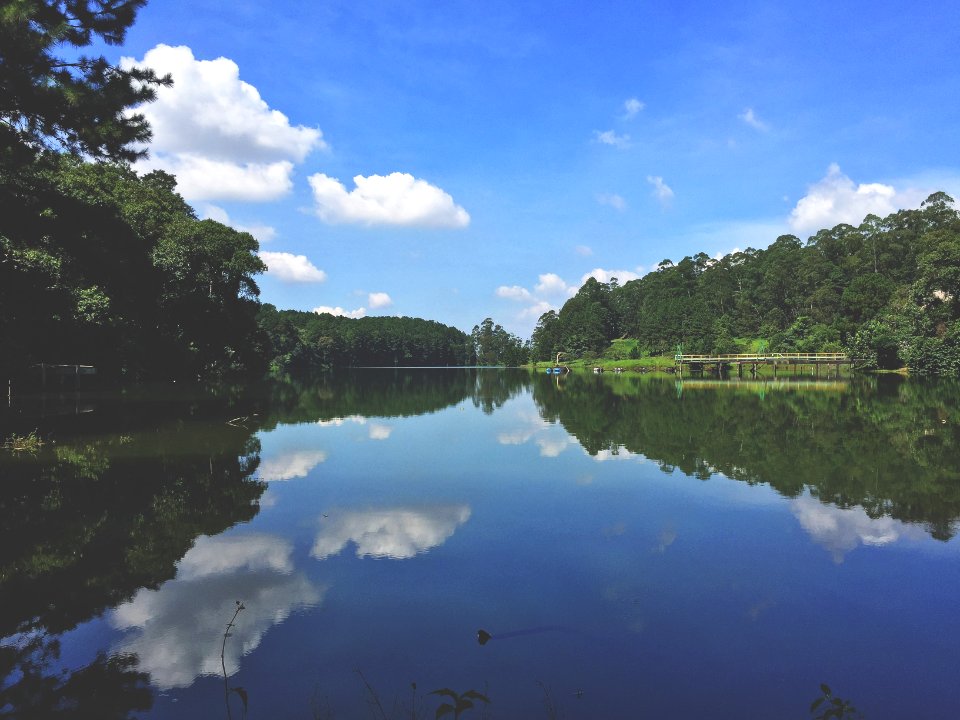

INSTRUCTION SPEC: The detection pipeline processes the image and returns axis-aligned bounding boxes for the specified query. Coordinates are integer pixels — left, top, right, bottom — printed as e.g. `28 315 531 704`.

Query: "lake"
2 369 960 719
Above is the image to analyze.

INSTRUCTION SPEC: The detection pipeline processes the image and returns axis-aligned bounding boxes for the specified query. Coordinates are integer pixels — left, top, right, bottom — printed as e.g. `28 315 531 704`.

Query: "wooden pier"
675 352 852 378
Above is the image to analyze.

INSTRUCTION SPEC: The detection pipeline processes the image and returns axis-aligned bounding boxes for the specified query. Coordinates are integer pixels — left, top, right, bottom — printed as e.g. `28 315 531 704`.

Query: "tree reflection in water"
0 392 267 718
533 373 960 541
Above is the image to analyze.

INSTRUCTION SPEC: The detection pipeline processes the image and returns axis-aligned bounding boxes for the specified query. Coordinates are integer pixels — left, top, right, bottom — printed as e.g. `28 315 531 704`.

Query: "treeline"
531 193 960 374
1 158 270 381
258 307 475 372
1 0 271 382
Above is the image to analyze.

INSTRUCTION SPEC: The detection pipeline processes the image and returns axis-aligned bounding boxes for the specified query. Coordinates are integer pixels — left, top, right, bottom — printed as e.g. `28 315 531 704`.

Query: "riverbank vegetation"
530 193 960 375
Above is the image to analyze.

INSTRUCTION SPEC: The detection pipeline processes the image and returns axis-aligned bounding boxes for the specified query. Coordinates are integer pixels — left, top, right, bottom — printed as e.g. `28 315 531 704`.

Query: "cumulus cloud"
308 172 470 228
368 292 393 309
496 273 574 323
792 494 926 563
738 107 768 131
200 204 276 242
623 97 645 119
311 505 471 560
123 44 324 201
259 251 327 283
313 305 367 319
535 273 573 296
647 176 674 206
594 130 631 148
258 449 328 481
519 300 554 320
597 193 627 211
496 285 533 301
110 534 322 689
496 265 647 333
165 156 297 201
788 164 920 234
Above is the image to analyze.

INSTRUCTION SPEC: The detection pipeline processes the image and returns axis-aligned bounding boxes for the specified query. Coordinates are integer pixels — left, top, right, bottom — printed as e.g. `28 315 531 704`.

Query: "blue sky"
112 0 960 337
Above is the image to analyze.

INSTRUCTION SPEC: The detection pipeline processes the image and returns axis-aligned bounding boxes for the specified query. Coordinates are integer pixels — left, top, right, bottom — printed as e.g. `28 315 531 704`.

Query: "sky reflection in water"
5 371 960 719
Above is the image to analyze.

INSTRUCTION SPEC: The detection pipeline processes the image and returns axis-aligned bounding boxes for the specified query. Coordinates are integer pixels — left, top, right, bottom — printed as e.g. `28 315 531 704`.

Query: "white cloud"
313 305 367 319
368 292 393 309
496 285 533 301
308 172 470 228
259 251 327 283
494 272 574 330
647 176 674 206
163 156 296 202
597 193 627 211
311 505 471 560
581 267 642 285
110 534 322 689
575 245 593 256
788 164 918 234
535 273 573 296
594 130 631 148
519 300 554 320
738 107 768 131
258 449 328 481
792 494 927 563
200 205 276 243
623 97 645 119
123 44 324 201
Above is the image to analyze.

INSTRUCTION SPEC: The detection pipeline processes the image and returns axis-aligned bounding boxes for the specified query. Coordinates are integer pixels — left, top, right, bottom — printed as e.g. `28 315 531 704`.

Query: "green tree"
0 0 170 166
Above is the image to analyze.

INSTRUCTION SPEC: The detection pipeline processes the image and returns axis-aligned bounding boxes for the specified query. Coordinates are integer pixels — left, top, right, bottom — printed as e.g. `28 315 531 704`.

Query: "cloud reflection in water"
257 449 328 481
792 494 927 562
312 505 471 560
110 533 323 689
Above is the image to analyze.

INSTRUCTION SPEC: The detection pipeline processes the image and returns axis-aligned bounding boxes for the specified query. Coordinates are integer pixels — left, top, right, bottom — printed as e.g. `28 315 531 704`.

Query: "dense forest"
531 192 960 374
257 306 475 372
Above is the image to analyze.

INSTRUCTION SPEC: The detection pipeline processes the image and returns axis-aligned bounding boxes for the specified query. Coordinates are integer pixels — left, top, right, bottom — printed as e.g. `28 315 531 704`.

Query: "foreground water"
2 370 960 719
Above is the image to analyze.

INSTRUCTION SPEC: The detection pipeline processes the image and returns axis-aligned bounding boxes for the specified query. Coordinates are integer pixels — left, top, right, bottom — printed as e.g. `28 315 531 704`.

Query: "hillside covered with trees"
531 193 960 374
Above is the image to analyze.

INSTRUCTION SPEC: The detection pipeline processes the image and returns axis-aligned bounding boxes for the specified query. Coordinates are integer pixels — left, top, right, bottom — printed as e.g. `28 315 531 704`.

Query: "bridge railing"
675 353 849 363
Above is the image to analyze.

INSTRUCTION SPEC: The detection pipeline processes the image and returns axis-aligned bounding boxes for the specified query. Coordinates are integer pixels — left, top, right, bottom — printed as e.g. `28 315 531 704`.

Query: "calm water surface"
2 370 960 719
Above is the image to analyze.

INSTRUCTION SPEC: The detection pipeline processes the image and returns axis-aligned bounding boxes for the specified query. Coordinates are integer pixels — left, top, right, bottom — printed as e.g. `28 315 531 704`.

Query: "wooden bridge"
675 352 852 377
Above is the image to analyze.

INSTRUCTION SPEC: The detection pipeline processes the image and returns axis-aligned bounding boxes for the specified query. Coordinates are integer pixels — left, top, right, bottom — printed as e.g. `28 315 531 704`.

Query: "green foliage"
538 192 960 375
0 0 171 166
471 317 527 366
257 306 475 372
1 157 268 380
1 430 44 452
